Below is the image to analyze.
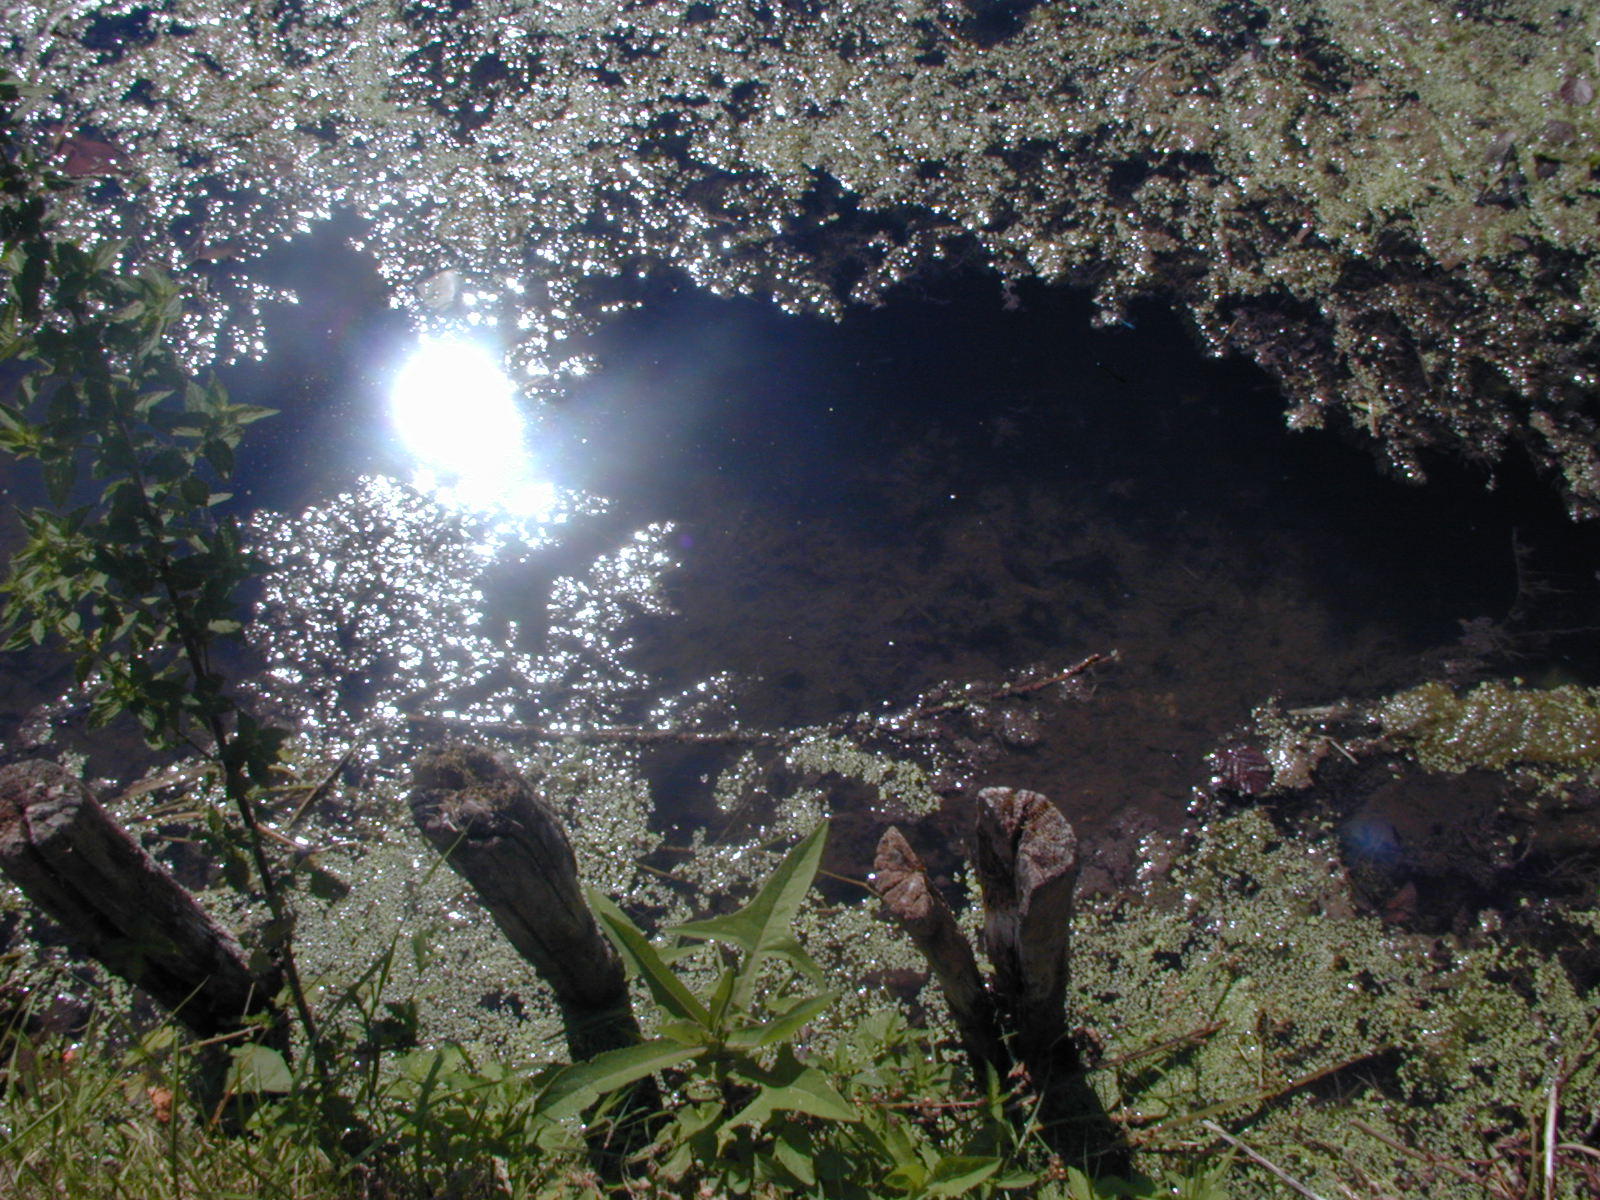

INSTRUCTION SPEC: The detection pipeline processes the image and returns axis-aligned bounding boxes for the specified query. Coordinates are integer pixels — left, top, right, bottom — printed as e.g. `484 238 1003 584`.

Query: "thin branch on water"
1089 1021 1226 1075
1200 1119 1331 1200
1133 1048 1391 1133
899 652 1117 720
283 741 360 830
1348 1117 1504 1196
400 651 1117 746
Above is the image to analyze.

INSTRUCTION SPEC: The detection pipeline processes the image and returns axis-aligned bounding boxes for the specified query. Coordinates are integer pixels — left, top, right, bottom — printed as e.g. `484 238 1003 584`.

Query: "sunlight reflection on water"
389 333 563 530
246 472 682 755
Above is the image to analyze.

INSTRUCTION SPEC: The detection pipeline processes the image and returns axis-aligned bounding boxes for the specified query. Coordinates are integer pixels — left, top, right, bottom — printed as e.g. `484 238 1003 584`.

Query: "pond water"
108 217 1595 899
8 11 1600 1190
1 208 1596 926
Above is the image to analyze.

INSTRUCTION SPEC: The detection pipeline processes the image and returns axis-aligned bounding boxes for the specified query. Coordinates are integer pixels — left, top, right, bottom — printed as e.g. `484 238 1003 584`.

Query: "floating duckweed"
1378 680 1600 773
1073 807 1600 1198
258 723 938 1058
7 737 1599 1197
537 741 662 903
1243 679 1600 801
9 1 1600 509
780 734 941 818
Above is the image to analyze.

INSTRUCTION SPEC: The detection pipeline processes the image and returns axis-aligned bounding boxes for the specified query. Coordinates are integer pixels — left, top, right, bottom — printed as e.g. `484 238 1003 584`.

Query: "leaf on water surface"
227 1044 293 1095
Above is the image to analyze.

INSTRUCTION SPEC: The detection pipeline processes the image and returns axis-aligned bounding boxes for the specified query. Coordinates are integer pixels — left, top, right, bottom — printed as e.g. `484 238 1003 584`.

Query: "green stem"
78 304 330 1090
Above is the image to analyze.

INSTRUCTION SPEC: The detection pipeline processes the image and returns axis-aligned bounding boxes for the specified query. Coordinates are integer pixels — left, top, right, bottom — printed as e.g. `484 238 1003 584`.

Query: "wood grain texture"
871 824 1008 1080
408 744 642 1062
973 785 1078 1070
0 759 279 1040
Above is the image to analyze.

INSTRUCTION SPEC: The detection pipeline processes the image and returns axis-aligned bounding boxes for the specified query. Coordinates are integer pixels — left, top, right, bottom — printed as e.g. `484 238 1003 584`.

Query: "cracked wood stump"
871 825 1008 1080
407 744 645 1064
0 759 281 1041
973 785 1078 1075
874 786 1125 1171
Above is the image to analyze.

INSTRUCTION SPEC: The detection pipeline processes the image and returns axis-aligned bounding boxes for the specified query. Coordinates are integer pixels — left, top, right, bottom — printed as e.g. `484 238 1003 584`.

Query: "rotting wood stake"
972 786 1078 1074
407 744 646 1063
873 786 1126 1172
0 759 281 1041
871 825 1008 1080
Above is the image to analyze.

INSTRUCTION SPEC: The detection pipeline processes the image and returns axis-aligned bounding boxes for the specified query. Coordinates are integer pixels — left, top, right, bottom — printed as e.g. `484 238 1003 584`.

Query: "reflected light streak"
389 333 559 522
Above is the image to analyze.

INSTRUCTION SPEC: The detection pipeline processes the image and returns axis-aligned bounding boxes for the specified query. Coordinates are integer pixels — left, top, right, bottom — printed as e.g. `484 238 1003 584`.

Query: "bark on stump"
407 745 644 1063
973 786 1077 1074
0 759 281 1041
873 786 1125 1171
871 826 1008 1079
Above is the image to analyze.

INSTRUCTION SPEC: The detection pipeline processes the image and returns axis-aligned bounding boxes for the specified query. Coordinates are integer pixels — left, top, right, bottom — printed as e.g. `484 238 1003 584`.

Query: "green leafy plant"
0 71 327 1084
527 824 846 1185
527 823 1040 1197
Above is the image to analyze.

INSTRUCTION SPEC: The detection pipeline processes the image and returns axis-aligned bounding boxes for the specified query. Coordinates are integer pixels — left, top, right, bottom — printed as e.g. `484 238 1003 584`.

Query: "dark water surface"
3 217 1596 892
190 226 1600 856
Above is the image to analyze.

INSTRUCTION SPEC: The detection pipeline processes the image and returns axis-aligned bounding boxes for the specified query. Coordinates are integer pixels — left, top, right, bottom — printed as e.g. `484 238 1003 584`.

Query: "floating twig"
1348 1117 1498 1194
284 741 360 830
402 652 1118 748
402 716 788 745
1090 1021 1227 1074
115 765 214 816
1134 1048 1391 1132
899 652 1118 721
1200 1119 1331 1200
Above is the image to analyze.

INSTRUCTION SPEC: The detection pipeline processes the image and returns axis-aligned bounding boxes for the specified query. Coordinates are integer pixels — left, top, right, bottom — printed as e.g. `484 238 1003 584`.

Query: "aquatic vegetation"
1073 805 1600 1198
264 738 937 1061
0 840 1236 1200
1377 679 1600 775
12 747 1598 1197
5 30 1600 1193
1237 678 1600 802
5 1 1599 511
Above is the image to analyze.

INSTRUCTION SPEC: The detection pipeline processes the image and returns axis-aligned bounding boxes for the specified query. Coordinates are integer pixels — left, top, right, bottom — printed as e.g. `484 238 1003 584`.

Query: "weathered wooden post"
0 759 283 1043
872 826 1009 1080
873 786 1124 1170
972 787 1078 1077
407 744 645 1063
408 744 662 1176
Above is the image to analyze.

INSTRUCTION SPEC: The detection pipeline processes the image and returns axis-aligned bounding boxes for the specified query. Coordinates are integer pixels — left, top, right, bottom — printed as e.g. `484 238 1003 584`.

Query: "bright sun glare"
389 334 559 520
